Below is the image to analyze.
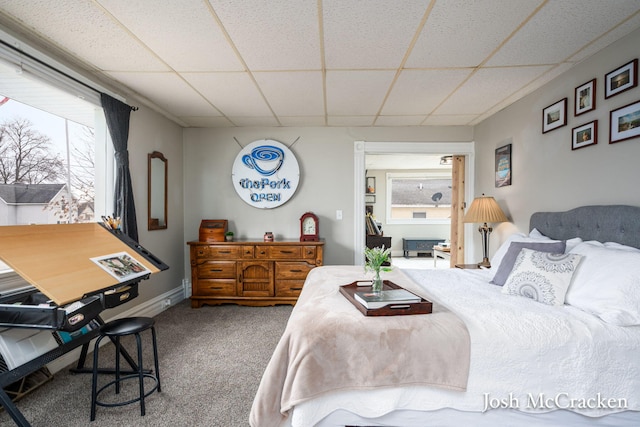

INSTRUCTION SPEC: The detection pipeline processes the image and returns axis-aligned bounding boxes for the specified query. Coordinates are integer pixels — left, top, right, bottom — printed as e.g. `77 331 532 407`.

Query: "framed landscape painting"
610 100 640 144
542 98 567 133
605 59 637 99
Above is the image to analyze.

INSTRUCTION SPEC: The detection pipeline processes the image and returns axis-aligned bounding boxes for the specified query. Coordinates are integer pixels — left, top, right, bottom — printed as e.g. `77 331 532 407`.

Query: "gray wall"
473 27 640 254
182 126 472 268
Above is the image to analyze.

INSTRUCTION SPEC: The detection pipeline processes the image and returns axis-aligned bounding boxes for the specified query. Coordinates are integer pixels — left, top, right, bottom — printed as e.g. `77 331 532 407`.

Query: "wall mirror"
148 151 167 230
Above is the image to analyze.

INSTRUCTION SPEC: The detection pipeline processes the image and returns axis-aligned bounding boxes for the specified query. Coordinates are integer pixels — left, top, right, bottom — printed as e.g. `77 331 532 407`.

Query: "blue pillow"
491 241 566 286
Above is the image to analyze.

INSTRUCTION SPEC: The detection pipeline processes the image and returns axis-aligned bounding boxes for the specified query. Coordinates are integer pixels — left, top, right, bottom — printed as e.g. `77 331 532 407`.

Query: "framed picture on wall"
610 99 640 144
572 120 598 150
605 59 637 99
575 79 596 116
495 143 512 187
542 98 567 133
366 177 376 194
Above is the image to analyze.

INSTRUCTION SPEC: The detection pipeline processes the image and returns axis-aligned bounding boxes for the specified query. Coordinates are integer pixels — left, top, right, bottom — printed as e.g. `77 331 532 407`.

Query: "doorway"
353 141 475 265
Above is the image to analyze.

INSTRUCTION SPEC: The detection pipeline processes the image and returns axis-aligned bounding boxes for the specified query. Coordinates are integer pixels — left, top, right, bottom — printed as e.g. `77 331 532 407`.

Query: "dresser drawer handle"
290 269 303 273
208 286 224 290
209 268 223 272
260 251 266 255
280 250 294 254
219 250 232 254
291 287 303 291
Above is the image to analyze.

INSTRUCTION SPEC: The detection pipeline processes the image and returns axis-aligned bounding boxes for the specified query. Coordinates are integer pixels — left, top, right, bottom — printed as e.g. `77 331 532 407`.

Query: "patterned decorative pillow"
502 249 583 306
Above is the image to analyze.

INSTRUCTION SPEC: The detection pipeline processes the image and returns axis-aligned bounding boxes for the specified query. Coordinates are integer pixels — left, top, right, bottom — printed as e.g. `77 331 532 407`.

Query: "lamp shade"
463 195 508 223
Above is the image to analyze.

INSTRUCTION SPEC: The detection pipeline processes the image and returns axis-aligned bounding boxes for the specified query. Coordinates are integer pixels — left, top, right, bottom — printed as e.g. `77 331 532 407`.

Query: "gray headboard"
529 205 640 249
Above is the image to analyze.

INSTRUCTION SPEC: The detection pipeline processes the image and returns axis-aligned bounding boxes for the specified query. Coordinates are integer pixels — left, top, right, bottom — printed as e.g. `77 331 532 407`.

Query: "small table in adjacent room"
432 245 451 267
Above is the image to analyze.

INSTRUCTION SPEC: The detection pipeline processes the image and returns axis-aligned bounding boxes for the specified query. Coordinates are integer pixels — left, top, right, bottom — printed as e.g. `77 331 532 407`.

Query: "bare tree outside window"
0 98 96 225
0 117 65 184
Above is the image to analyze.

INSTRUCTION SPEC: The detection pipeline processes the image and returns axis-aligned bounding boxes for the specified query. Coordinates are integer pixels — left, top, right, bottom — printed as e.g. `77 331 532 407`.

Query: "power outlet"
162 298 171 308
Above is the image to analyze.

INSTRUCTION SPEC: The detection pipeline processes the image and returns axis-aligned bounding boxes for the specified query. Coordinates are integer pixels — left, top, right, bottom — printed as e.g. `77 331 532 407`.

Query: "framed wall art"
605 59 637 99
495 143 512 187
542 98 567 133
575 79 596 116
572 120 597 150
610 99 640 144
366 177 376 194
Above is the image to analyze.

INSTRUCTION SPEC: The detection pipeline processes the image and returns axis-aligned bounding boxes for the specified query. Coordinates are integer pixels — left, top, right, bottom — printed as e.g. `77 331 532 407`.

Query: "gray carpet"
0 301 292 427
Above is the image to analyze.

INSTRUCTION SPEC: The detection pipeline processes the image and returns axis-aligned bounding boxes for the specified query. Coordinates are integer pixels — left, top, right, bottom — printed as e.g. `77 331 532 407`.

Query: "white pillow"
603 242 640 253
567 242 640 326
502 249 583 306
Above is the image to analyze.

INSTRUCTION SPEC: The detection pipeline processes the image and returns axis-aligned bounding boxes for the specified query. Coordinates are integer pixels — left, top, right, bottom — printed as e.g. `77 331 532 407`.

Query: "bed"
250 205 640 426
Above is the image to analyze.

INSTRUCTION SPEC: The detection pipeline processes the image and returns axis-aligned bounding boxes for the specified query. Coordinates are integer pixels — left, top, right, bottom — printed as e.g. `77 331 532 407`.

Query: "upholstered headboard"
529 205 640 249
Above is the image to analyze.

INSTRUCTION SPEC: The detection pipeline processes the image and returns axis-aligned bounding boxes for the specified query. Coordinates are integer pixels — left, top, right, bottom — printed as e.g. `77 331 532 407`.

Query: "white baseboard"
46 284 185 374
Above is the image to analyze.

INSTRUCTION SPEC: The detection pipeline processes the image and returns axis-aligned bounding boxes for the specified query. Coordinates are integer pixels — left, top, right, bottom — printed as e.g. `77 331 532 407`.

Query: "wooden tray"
339 280 432 316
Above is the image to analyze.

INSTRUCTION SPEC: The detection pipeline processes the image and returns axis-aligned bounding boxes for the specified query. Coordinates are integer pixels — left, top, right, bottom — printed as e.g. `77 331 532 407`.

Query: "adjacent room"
1 1 639 426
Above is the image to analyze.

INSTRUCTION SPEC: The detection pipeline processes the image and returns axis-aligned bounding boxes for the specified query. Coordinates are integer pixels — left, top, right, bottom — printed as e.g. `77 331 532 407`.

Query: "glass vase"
372 270 383 295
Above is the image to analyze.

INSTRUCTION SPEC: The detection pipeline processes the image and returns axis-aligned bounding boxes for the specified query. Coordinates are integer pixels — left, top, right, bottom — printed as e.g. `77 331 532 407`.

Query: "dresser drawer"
276 261 315 279
275 279 305 297
195 245 241 259
197 261 236 278
267 246 303 259
194 279 236 296
302 246 316 259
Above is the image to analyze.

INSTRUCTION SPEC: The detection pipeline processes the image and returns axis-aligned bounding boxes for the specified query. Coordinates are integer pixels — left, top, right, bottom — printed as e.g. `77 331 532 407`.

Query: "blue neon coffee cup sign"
232 139 300 208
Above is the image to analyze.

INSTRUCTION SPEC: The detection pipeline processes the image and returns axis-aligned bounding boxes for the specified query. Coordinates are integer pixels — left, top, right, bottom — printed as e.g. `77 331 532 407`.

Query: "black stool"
90 317 161 421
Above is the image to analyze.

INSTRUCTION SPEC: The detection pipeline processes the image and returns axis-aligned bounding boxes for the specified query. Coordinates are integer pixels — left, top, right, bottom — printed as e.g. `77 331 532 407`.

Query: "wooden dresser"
187 240 324 308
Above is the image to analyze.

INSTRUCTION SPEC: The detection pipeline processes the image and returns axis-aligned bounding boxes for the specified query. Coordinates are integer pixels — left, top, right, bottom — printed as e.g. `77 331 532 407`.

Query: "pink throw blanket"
250 266 470 427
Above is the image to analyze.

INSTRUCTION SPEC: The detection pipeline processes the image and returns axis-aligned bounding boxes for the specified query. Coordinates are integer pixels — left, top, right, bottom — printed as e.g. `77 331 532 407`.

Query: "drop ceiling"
1 0 639 128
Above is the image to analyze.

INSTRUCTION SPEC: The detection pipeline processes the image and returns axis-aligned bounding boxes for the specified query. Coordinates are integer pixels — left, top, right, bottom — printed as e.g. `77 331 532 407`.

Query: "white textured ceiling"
1 0 640 128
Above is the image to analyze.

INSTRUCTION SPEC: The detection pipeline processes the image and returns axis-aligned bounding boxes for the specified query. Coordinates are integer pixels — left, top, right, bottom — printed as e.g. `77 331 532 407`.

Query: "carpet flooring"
0 301 293 427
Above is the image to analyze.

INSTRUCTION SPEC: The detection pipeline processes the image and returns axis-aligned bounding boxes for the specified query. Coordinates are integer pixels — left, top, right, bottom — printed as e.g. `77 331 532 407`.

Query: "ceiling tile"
436 66 552 115
487 0 640 66
567 13 640 63
209 0 320 70
228 116 280 127
406 0 540 68
326 70 395 115
323 0 431 69
382 69 472 115
183 72 273 117
96 0 243 72
0 0 167 72
279 116 326 126
424 115 477 126
328 116 376 127
106 72 219 117
375 116 426 126
181 116 235 128
253 71 324 116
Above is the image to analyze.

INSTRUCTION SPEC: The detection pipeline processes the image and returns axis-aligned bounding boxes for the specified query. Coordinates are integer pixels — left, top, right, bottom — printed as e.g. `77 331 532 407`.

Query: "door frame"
353 141 476 265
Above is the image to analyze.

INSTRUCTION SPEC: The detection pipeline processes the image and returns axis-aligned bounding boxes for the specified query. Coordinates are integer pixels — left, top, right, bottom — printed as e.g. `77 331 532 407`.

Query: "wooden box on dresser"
187 240 324 307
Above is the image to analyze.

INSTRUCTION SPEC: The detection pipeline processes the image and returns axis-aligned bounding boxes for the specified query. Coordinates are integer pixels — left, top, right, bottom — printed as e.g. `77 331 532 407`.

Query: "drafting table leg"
0 388 31 426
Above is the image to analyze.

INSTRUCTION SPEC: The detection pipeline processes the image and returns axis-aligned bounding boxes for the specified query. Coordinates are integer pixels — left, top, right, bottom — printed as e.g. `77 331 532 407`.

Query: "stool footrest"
95 374 159 408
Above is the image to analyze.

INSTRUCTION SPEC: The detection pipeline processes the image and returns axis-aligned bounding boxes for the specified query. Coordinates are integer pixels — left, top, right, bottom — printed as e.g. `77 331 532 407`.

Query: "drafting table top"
0 223 160 305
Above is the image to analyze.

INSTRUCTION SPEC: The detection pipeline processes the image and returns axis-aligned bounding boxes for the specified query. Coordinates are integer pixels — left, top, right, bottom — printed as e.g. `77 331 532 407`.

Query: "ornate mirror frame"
148 151 168 230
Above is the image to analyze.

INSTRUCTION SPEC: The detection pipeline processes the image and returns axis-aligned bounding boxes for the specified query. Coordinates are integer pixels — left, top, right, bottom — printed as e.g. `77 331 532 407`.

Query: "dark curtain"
100 93 138 242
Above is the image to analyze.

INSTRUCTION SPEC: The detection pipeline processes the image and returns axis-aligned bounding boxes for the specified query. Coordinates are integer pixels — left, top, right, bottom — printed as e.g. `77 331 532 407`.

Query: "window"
0 33 112 280
386 172 452 225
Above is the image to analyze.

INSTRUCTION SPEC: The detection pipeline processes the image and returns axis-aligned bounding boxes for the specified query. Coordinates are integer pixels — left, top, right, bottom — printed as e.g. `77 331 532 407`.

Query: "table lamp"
463 194 508 268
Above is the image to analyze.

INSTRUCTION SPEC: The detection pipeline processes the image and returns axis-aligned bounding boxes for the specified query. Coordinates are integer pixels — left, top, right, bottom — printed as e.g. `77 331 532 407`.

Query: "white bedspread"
289 266 640 426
